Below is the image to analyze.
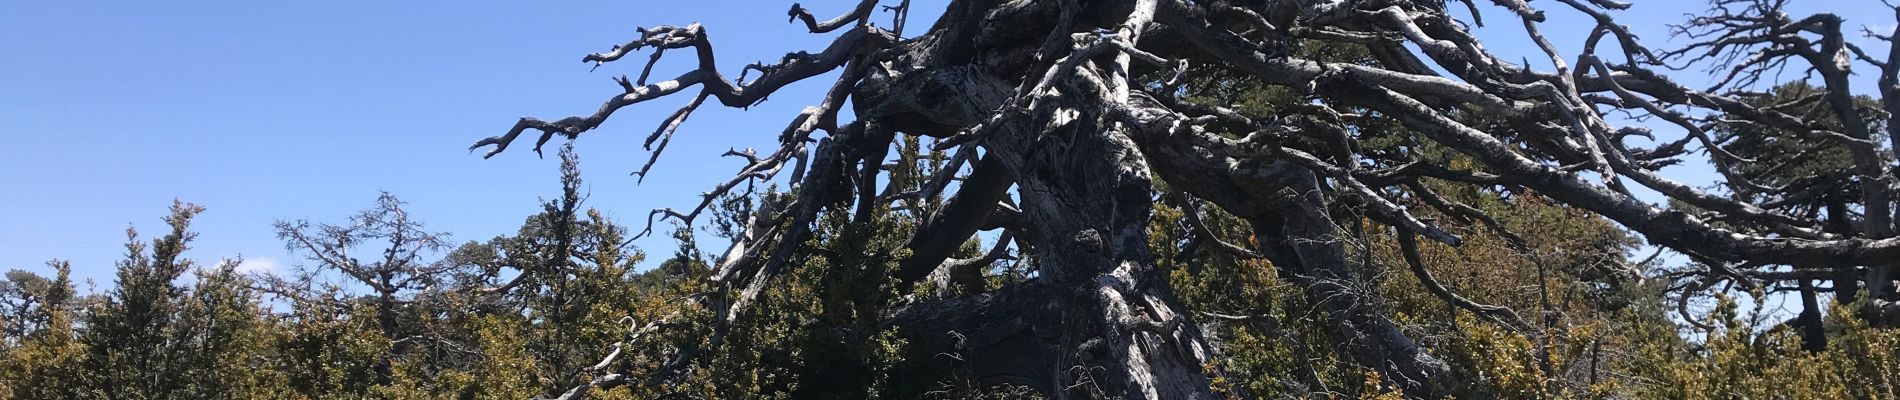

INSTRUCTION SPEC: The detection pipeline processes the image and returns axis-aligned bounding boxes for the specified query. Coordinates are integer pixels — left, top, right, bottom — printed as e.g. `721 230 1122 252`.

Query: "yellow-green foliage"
637 200 913 399
280 300 396 398
0 262 87 399
1621 295 1900 400
13 141 1900 400
1159 171 1900 399
172 262 295 398
431 314 543 399
1367 185 1649 398
1152 199 1379 398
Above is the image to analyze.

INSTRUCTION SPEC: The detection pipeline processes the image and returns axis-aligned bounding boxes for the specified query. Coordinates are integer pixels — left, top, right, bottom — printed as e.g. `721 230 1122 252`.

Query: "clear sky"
0 1 1890 295
0 1 949 287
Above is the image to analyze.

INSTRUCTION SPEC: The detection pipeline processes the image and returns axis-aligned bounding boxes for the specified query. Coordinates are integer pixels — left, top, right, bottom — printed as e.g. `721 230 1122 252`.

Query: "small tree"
81 201 204 399
0 261 85 399
77 201 290 399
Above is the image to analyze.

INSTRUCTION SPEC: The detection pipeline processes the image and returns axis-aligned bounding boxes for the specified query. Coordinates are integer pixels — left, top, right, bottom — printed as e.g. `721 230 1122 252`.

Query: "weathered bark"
1797 279 1828 352
981 77 1221 400
896 154 1014 289
860 17 1223 396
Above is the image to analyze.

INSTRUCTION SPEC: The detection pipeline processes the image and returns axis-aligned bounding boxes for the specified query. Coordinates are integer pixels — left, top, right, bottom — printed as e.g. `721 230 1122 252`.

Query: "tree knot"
1075 228 1104 253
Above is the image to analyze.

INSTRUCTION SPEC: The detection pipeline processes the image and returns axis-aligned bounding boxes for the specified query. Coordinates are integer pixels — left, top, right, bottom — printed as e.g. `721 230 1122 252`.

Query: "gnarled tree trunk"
473 0 1900 398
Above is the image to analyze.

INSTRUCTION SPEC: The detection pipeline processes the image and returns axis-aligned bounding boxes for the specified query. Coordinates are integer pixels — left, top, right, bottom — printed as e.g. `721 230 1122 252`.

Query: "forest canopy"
10 0 1900 399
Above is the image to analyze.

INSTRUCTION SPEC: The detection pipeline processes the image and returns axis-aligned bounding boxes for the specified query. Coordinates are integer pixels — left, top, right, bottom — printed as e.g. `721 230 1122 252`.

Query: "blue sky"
0 1 1889 297
0 1 948 287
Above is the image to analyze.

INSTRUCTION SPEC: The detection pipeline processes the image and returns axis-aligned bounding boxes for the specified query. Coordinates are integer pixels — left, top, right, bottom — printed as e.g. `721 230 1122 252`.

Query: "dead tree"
274 192 452 382
471 0 1900 398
